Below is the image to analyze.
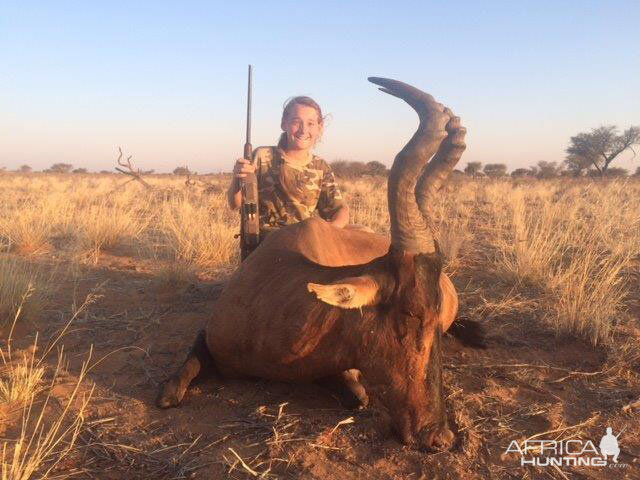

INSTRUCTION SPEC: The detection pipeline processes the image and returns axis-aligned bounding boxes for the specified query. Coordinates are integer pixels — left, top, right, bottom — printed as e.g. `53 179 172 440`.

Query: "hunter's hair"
277 96 324 150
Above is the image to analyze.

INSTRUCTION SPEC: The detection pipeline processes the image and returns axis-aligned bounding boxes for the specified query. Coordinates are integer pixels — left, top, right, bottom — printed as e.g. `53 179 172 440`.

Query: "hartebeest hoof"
420 423 455 452
316 370 369 409
156 330 212 409
336 385 368 410
341 369 369 409
156 377 186 408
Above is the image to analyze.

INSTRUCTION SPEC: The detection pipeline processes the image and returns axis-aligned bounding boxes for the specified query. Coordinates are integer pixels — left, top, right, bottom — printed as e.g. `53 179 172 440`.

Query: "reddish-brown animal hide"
157 77 467 451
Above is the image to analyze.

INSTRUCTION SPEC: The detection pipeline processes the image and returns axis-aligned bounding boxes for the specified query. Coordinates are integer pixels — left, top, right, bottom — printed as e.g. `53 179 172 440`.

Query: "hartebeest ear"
307 276 380 309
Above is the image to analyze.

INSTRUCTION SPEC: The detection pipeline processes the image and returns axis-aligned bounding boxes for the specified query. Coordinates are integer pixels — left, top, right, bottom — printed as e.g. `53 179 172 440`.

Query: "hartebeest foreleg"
316 369 369 409
156 330 214 408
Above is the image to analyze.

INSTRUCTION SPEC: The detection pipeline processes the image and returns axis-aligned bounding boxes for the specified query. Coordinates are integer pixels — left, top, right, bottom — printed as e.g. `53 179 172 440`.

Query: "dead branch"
110 148 221 198
227 448 259 477
185 171 197 188
114 147 153 190
185 171 223 194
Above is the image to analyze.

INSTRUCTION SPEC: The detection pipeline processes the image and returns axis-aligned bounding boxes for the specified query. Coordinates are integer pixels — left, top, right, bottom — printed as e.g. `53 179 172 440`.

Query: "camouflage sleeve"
317 161 345 220
251 147 266 176
252 146 273 187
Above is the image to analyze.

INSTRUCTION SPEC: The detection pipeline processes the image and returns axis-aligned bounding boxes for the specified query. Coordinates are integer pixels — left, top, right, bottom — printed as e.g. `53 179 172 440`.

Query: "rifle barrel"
246 65 252 146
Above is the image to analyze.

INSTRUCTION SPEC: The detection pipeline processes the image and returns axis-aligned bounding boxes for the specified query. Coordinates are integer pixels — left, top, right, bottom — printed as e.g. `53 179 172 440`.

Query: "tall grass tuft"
0 259 48 327
74 200 149 258
0 200 55 255
156 195 238 276
1 289 96 479
476 180 639 344
1 352 94 480
0 173 638 345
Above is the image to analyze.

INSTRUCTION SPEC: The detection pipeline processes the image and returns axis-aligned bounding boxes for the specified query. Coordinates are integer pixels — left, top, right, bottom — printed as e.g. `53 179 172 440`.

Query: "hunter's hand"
233 159 256 179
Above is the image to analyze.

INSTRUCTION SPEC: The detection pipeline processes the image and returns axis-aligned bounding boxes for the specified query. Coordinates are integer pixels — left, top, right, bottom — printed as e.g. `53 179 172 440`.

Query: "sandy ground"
3 250 639 479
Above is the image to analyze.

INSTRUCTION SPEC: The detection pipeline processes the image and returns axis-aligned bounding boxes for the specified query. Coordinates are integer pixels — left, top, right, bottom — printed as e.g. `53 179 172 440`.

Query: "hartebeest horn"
416 111 467 225
368 77 450 254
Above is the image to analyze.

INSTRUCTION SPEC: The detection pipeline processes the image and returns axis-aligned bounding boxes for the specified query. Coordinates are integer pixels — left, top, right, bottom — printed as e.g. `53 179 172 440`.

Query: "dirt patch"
3 251 639 479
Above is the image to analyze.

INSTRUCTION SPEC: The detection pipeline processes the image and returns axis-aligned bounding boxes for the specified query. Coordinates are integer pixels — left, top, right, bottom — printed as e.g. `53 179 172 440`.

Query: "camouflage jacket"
251 146 344 229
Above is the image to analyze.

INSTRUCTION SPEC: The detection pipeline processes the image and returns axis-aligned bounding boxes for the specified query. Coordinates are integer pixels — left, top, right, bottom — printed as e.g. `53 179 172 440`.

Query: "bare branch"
185 171 197 188
114 147 153 190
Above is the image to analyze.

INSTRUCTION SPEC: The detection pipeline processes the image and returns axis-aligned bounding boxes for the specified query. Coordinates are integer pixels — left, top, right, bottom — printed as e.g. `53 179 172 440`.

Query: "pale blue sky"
2 1 639 173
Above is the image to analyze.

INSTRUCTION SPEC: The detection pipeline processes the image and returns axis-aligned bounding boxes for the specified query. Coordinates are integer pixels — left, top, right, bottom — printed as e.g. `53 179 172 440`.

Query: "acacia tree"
511 168 533 178
565 125 640 176
564 154 590 177
18 165 32 173
366 161 388 176
536 161 560 179
330 160 369 178
483 163 507 178
173 166 192 175
464 161 482 176
47 163 73 173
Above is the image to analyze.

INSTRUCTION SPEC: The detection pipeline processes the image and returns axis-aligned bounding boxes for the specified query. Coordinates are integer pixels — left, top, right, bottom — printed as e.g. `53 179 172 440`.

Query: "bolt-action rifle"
240 65 260 261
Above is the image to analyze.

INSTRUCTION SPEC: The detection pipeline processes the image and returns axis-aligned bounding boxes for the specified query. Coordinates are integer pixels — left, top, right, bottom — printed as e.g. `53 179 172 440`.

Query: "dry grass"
1 356 93 480
0 289 96 480
75 200 149 257
0 199 56 255
0 173 638 345
0 260 49 326
475 180 639 344
74 425 227 479
154 194 238 276
0 171 638 479
0 174 235 276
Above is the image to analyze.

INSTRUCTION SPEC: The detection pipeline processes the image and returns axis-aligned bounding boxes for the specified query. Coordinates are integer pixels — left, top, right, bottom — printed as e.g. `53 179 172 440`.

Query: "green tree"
330 160 368 178
536 161 560 179
330 160 347 177
483 163 507 178
173 166 192 175
464 161 482 176
47 163 73 173
511 168 533 178
564 154 590 177
565 125 640 176
366 161 388 176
